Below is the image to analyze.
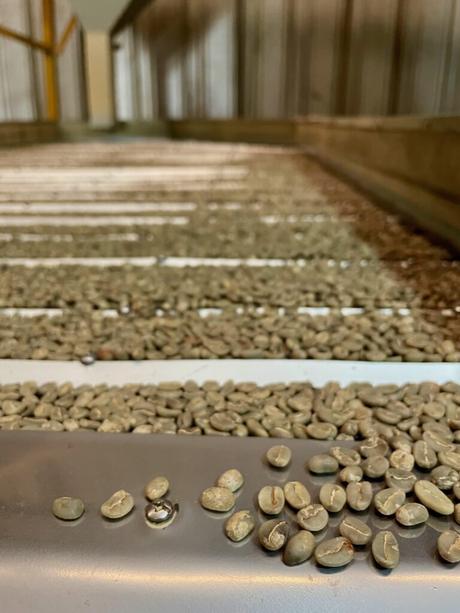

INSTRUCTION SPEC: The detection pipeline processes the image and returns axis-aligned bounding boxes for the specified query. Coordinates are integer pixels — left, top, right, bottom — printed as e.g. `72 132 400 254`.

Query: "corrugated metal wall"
114 0 460 120
0 0 85 122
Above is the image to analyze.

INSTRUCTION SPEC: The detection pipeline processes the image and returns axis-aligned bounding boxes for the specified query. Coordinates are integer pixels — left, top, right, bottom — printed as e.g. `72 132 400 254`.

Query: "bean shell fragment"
200 487 235 512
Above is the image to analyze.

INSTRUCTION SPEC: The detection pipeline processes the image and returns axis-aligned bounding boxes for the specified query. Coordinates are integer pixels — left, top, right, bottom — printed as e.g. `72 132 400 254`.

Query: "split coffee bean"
395 503 429 526
297 504 329 532
283 530 316 566
315 537 354 568
437 530 460 563
144 476 169 501
258 486 285 515
339 516 372 545
372 531 400 569
200 486 235 512
414 480 454 515
374 488 405 516
283 481 311 510
430 465 459 491
340 466 363 483
101 489 134 519
346 481 373 511
225 510 256 542
259 519 289 551
329 446 361 467
362 455 389 479
217 468 244 492
319 483 346 513
52 496 85 521
307 454 339 475
266 445 292 468
385 468 417 493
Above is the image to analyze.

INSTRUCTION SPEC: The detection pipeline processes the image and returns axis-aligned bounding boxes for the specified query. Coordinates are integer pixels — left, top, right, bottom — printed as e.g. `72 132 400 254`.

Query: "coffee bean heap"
2 380 460 440
200 441 460 570
0 309 458 361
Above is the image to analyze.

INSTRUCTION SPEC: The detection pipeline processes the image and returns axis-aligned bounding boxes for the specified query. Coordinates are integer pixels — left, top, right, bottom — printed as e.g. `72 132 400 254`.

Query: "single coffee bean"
52 496 85 521
431 465 459 491
423 430 455 453
266 445 292 468
217 468 244 492
437 530 460 563
297 504 329 532
306 422 337 440
200 486 235 512
258 485 285 515
339 516 372 545
438 451 460 471
396 502 429 526
144 476 169 501
360 437 389 458
389 450 415 472
319 483 346 513
329 446 361 466
209 412 236 432
362 455 390 479
372 531 400 569
414 480 454 515
308 454 339 474
340 465 363 483
385 468 417 493
283 530 316 566
101 489 134 519
374 487 405 516
284 481 311 510
225 510 256 542
346 481 373 511
259 519 289 551
315 537 354 568
413 440 437 470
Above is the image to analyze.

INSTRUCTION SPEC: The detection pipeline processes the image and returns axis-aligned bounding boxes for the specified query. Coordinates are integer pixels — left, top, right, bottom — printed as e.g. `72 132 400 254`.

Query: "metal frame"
0 0 78 122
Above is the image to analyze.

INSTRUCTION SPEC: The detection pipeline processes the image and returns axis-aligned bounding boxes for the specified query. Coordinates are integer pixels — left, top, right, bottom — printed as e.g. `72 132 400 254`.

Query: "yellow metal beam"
42 0 59 122
55 15 78 55
0 24 51 53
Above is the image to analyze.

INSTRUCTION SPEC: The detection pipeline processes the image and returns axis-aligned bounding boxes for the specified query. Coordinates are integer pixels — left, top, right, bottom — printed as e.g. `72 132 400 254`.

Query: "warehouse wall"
114 0 460 120
0 0 86 122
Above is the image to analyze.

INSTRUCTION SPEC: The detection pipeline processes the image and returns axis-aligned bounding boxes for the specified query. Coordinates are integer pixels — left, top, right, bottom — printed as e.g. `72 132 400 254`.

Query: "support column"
84 30 115 128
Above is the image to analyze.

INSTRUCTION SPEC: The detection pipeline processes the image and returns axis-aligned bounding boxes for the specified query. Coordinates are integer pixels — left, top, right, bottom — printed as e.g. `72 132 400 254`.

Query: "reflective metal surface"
0 432 459 612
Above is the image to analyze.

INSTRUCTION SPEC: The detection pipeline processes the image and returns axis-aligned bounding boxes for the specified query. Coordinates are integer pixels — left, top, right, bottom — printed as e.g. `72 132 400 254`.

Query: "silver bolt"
145 499 178 529
80 354 95 366
118 305 131 316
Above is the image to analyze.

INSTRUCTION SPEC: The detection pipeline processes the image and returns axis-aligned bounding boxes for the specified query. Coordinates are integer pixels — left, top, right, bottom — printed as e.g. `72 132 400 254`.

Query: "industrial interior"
0 1 460 611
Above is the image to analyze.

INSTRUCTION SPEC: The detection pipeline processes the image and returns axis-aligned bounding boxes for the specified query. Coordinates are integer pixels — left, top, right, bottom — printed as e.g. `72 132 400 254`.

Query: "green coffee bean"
389 450 415 472
339 516 372 545
307 454 339 474
374 488 405 516
283 530 316 566
266 445 291 468
413 440 437 470
329 446 361 466
339 465 363 483
315 537 354 568
414 480 454 515
52 496 85 521
101 489 134 519
200 486 235 512
430 465 459 491
385 468 416 493
259 519 289 551
258 486 285 515
217 469 244 492
395 503 429 526
437 530 460 563
144 476 169 501
346 481 373 511
297 504 329 532
319 483 346 513
225 510 255 542
372 531 399 569
362 455 389 479
283 481 311 510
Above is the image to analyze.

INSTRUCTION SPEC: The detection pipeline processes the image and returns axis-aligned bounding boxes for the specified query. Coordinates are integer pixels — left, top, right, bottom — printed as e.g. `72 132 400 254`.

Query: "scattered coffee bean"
362 455 390 479
438 451 460 471
297 504 329 532
266 445 292 468
360 437 389 458
259 519 289 551
346 481 373 511
225 510 256 542
315 537 354 568
308 454 339 474
389 450 415 472
430 465 459 491
319 483 346 513
329 446 361 466
414 480 454 515
283 481 311 510
385 468 417 493
52 496 85 521
258 486 285 515
283 530 316 566
217 469 244 492
413 440 437 470
339 516 372 545
437 530 460 563
374 488 405 516
101 489 134 519
372 531 400 569
144 476 169 501
395 502 429 526
200 486 235 512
